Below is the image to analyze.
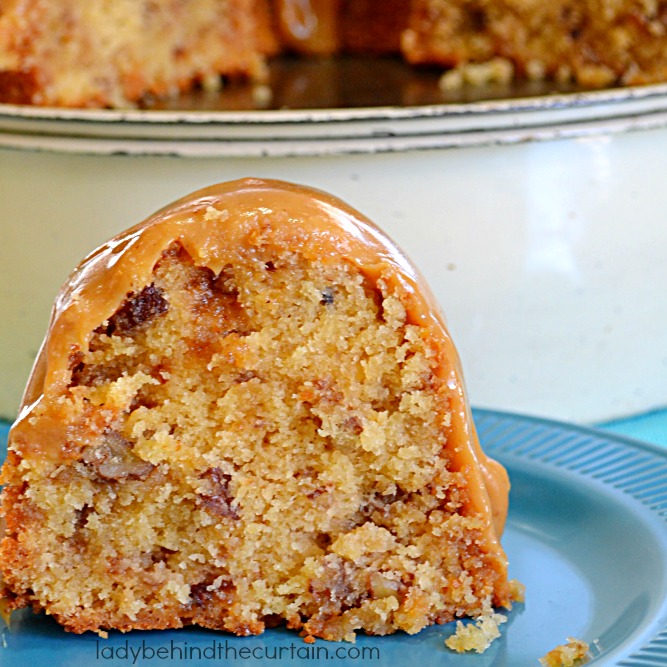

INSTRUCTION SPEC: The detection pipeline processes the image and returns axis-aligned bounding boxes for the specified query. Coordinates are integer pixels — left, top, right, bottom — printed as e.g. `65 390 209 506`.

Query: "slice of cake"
404 0 667 88
0 178 514 641
0 0 278 107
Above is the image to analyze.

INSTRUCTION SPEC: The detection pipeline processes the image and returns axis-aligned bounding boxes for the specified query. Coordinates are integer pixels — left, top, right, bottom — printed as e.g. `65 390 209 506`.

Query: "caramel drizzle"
273 0 342 54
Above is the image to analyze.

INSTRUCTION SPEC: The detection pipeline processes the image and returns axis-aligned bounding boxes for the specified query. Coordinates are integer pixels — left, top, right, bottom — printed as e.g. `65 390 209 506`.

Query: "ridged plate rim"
474 408 667 667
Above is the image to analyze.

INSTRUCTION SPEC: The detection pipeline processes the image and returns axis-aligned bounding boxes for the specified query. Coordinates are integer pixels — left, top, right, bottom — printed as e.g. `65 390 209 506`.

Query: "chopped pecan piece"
100 283 169 336
189 578 236 609
198 468 239 519
82 431 154 481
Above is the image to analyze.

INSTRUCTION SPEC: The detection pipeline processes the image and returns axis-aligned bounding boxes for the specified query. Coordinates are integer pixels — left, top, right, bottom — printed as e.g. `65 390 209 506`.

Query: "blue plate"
1 409 666 666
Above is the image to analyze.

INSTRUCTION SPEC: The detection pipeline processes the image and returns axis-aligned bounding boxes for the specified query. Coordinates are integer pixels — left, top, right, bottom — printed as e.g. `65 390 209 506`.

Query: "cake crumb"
439 57 514 90
252 84 273 108
0 597 12 628
445 612 507 653
509 578 526 603
539 638 590 667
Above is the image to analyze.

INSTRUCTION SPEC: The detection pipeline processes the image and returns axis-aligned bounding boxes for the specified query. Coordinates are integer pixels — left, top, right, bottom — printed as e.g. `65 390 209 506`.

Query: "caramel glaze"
9 177 509 565
273 0 342 55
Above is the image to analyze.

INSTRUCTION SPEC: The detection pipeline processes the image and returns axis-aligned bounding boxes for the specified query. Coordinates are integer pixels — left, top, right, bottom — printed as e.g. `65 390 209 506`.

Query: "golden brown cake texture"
0 178 515 641
404 0 667 88
2 0 667 107
276 0 667 88
0 0 278 107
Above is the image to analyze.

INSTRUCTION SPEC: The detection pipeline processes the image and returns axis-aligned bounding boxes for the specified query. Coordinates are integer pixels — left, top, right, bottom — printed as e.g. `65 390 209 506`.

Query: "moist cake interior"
2 232 507 639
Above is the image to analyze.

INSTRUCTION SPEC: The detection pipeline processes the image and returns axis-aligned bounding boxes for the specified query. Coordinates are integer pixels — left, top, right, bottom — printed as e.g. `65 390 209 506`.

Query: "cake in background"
0 0 278 107
404 0 667 89
1 0 666 108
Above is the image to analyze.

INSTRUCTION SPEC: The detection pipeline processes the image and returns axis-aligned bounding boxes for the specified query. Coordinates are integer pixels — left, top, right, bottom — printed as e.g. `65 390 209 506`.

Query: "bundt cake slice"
0 178 514 642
